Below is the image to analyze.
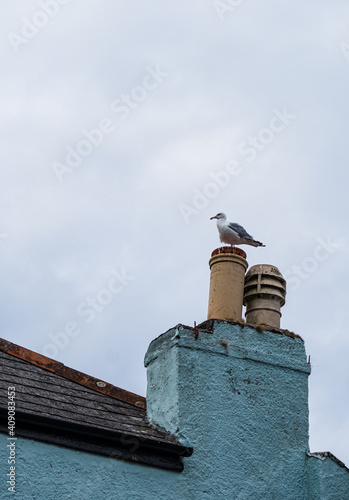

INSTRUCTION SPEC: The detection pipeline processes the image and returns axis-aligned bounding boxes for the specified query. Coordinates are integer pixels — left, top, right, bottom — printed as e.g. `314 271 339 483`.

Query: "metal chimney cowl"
243 264 286 328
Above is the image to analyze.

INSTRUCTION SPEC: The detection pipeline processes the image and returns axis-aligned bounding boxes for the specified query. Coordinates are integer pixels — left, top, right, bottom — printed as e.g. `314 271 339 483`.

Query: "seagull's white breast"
217 221 242 245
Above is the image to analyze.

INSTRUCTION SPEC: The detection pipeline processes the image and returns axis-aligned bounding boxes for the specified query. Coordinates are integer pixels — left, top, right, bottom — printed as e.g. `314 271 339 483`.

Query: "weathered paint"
306 452 349 499
145 321 348 498
145 321 311 498
1 320 348 499
0 435 184 500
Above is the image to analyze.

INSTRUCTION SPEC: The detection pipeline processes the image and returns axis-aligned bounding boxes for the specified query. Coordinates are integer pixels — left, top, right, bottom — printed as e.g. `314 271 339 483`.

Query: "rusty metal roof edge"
0 337 146 410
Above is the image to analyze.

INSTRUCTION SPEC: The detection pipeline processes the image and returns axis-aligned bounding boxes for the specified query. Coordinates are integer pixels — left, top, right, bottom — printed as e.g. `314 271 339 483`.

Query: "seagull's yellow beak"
210 216 217 220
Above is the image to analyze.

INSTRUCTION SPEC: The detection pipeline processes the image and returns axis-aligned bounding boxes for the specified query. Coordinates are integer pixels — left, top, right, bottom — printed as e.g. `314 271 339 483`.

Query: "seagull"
210 213 265 248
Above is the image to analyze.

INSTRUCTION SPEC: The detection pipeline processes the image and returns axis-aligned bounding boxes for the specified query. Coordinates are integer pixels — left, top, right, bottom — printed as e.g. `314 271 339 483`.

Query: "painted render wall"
145 321 311 499
306 452 349 500
0 434 186 500
145 321 349 499
1 321 348 499
1 430 348 499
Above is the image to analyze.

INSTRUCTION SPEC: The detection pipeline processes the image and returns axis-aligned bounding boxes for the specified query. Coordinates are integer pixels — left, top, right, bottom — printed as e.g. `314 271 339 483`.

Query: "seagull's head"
210 212 227 221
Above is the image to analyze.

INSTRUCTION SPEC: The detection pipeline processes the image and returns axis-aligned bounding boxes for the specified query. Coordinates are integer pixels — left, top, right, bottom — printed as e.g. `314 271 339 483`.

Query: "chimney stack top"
211 246 247 259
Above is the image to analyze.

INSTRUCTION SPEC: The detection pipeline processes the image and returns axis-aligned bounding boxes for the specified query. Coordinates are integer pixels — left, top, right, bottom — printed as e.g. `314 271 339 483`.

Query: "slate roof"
0 338 192 471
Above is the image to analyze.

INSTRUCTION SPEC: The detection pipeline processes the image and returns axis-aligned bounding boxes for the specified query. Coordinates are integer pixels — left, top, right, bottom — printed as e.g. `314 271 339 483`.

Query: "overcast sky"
1 0 349 465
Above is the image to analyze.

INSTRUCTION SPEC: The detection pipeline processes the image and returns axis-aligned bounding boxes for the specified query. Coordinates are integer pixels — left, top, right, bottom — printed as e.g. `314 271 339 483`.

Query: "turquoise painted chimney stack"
145 320 311 497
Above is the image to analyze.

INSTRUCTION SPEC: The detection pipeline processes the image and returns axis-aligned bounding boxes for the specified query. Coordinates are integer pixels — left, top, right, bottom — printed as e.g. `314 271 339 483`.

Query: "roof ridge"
0 338 146 409
309 451 349 471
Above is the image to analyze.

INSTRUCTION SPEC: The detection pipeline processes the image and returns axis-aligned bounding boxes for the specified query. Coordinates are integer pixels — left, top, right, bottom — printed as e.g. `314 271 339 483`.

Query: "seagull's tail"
250 239 265 247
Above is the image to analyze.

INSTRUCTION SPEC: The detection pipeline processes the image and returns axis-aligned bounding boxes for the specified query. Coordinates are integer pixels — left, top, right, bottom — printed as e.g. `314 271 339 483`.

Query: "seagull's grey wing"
228 222 253 240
